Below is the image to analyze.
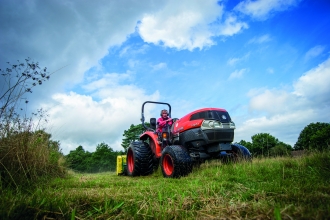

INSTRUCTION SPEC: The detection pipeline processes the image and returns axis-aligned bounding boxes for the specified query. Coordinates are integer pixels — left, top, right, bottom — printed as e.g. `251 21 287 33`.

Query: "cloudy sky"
1 0 329 154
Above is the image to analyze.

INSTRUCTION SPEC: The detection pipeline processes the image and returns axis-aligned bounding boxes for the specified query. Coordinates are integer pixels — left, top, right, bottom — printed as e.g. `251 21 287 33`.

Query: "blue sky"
1 0 329 154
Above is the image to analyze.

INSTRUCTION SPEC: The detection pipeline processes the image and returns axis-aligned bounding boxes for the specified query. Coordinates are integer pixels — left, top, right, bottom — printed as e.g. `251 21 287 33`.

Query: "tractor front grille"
204 129 234 142
179 128 234 145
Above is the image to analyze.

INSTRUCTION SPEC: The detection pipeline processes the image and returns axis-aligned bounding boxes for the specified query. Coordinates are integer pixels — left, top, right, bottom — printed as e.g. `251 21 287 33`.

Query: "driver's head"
160 109 168 119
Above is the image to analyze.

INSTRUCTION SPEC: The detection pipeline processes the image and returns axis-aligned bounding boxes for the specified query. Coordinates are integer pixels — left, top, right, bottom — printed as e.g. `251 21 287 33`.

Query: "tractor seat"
150 118 156 130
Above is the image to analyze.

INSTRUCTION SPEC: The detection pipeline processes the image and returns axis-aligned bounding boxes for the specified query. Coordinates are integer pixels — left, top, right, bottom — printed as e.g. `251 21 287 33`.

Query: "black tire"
126 141 154 176
160 145 192 178
231 143 252 162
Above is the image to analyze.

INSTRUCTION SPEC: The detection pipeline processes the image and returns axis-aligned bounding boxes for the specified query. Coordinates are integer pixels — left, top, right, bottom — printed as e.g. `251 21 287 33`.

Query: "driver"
157 109 173 133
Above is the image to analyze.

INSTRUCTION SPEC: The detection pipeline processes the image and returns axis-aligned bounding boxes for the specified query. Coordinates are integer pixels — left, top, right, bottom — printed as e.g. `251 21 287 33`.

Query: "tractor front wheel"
126 141 154 176
160 145 192 178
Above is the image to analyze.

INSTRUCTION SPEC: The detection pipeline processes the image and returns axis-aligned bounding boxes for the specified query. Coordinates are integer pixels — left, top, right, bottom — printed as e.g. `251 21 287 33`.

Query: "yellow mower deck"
116 155 127 175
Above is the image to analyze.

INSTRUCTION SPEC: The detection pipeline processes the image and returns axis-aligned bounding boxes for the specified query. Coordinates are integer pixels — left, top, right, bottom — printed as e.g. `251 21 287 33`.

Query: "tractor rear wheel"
126 141 154 176
231 143 252 162
160 145 192 178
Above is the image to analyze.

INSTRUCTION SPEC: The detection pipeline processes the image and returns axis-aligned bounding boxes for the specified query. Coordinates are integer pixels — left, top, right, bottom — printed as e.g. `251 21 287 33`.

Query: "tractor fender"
140 131 162 158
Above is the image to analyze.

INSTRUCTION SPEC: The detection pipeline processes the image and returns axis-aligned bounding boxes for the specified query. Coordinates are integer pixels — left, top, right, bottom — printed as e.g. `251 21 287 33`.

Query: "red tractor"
126 101 251 178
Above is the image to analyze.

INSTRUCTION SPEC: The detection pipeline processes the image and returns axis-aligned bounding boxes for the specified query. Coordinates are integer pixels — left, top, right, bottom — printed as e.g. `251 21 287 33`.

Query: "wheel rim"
127 149 134 173
163 154 174 176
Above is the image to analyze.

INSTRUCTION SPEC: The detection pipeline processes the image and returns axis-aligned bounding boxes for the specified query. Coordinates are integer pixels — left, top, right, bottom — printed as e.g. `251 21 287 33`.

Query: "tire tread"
127 141 154 176
161 145 192 178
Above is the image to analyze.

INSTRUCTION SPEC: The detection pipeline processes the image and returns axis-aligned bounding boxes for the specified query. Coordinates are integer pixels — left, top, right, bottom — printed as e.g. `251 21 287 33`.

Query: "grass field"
1 152 330 219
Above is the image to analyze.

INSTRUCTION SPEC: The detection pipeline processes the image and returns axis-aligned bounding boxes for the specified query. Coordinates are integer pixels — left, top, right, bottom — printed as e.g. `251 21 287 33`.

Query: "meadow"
1 152 329 219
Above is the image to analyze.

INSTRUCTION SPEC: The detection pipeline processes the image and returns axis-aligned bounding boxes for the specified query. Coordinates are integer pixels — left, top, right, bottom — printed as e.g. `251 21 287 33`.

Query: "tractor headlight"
213 121 223 128
230 121 236 129
162 132 169 140
201 120 223 130
201 120 212 129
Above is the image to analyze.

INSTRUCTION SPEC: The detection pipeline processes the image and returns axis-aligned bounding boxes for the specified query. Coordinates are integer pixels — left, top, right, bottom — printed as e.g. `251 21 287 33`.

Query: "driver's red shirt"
156 117 173 133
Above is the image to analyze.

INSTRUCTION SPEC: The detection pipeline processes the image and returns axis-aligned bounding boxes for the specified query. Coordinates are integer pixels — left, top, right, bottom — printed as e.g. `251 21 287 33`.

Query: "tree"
91 142 116 172
251 133 277 156
65 146 90 172
121 123 149 151
294 122 330 151
238 133 292 157
65 143 124 173
270 141 292 157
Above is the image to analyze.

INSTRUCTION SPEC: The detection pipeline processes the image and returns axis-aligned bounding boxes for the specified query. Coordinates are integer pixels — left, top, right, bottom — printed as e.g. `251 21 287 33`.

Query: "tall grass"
0 114 66 189
1 151 329 219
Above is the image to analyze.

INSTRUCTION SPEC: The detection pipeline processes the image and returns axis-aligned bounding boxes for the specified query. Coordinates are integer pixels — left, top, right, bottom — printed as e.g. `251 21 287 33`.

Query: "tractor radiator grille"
205 130 234 142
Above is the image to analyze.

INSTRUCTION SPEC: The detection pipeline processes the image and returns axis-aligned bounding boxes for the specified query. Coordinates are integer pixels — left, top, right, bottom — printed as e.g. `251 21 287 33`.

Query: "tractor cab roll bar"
141 101 171 132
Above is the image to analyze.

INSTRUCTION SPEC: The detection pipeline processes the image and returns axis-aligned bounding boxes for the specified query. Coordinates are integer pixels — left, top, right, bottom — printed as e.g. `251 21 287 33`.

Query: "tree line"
65 143 125 173
64 124 150 173
237 133 292 157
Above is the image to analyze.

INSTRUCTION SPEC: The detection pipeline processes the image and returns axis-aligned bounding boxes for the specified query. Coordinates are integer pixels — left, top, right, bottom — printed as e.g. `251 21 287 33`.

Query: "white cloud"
128 59 140 69
234 108 322 146
249 89 298 114
293 57 330 104
138 0 223 51
228 68 248 80
183 61 199 67
216 14 248 36
248 34 271 44
119 44 150 57
227 53 250 66
248 57 330 114
119 47 130 57
249 57 330 113
235 57 330 145
235 0 300 20
138 0 248 51
228 58 240 66
266 68 274 74
304 45 326 60
152 62 167 71
45 86 160 154
82 72 133 93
